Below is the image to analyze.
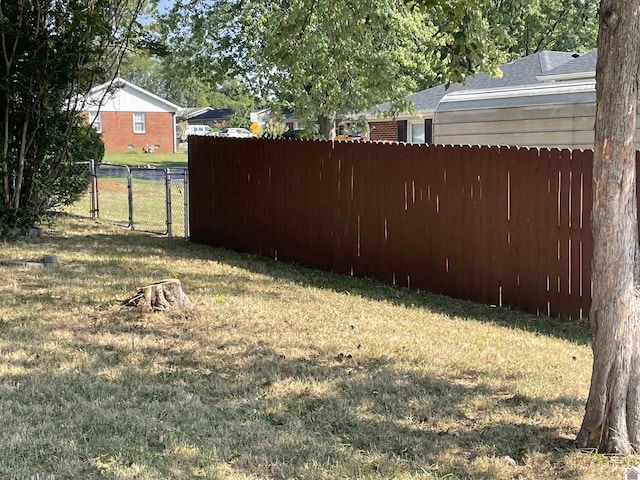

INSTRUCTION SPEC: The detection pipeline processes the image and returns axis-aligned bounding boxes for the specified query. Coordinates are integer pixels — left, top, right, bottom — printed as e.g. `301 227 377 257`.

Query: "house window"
410 122 425 143
89 112 102 133
133 112 146 133
410 119 433 144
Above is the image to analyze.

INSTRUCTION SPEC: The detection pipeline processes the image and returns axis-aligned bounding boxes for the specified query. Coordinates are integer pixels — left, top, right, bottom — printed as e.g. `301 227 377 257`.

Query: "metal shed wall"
432 82 611 150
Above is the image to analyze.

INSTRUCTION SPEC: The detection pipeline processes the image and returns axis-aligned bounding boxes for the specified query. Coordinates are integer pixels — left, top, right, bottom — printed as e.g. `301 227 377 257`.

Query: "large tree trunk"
317 114 336 140
576 0 640 454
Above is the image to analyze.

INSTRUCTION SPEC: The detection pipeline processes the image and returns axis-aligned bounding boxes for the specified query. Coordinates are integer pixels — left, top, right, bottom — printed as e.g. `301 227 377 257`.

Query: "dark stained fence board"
480 146 503 307
427 146 448 295
189 137 606 320
581 152 594 319
536 148 555 317
568 149 588 319
501 146 522 310
546 149 563 316
556 150 573 318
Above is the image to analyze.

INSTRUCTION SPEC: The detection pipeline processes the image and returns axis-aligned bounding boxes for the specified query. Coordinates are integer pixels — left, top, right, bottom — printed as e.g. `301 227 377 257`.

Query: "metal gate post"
94 161 101 219
183 169 189 240
165 169 173 238
89 159 97 219
127 166 133 229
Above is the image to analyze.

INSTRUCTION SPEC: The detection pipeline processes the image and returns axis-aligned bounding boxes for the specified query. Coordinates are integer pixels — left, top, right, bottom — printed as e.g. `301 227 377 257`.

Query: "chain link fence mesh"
167 169 189 239
96 164 131 227
57 161 96 218
59 162 189 239
131 167 167 234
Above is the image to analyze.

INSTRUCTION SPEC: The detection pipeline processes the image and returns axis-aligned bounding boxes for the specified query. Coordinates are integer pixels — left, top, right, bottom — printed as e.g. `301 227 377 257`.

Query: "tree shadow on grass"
6 221 593 348
0 322 589 479
0 217 599 477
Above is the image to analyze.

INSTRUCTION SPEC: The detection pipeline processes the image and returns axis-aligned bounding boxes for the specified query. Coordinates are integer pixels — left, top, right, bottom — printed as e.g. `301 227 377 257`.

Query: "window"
133 112 146 133
410 119 433 144
88 112 102 133
410 122 425 143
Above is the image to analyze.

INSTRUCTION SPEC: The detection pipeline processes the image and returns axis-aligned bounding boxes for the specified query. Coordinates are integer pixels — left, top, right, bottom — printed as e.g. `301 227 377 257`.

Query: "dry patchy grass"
0 217 636 479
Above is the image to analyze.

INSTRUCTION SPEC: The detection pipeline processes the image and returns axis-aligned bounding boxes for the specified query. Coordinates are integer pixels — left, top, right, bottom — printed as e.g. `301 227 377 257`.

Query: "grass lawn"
104 151 188 169
0 216 636 479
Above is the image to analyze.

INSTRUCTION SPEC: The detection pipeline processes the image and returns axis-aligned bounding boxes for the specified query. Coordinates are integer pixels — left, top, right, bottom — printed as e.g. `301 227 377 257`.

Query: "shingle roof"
380 50 584 114
540 49 597 77
188 108 235 121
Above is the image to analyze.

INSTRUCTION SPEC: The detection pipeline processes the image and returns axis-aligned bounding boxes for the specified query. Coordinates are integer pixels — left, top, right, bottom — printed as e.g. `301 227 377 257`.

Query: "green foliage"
118 50 259 120
409 0 506 84
162 0 504 139
0 0 143 235
261 119 288 138
51 119 105 209
484 0 598 57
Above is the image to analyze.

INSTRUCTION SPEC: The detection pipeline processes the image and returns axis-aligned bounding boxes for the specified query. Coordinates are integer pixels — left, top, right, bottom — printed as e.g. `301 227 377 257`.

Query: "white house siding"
86 84 175 113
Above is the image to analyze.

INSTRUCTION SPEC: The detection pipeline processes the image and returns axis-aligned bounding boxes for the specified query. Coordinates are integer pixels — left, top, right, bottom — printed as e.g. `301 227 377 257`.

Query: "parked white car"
180 125 213 141
220 127 255 138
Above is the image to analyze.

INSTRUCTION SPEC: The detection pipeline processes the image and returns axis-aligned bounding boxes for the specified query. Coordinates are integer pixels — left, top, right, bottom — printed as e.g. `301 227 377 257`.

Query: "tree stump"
125 279 190 311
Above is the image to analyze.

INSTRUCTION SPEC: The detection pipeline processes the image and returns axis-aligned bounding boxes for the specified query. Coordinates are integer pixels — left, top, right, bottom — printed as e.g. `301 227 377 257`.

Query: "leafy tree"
162 0 503 139
0 0 145 234
486 0 598 57
576 0 640 454
119 50 258 122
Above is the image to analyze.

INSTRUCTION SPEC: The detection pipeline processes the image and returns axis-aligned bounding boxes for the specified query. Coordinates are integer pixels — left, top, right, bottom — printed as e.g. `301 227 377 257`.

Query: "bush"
50 117 105 208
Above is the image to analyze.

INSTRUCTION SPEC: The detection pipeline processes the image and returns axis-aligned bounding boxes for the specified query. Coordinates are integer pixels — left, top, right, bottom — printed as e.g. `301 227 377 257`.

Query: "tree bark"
125 279 190 311
317 113 336 140
576 0 640 454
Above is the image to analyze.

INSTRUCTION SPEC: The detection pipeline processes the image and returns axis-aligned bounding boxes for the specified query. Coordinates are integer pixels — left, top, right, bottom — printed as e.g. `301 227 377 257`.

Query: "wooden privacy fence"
189 137 597 319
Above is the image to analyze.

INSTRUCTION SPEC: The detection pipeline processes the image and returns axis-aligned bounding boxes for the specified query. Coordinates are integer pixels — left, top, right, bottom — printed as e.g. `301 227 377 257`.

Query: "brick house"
84 78 180 153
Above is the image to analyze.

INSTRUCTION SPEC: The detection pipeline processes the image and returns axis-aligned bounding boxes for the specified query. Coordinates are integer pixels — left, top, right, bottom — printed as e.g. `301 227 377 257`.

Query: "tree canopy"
0 0 146 233
486 0 598 57
146 0 599 139
160 0 504 138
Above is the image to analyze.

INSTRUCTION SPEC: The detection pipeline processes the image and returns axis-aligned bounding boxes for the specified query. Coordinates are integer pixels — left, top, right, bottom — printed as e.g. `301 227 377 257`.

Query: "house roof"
537 49 597 80
188 108 235 122
87 77 180 112
179 107 213 119
435 79 595 113
377 50 585 115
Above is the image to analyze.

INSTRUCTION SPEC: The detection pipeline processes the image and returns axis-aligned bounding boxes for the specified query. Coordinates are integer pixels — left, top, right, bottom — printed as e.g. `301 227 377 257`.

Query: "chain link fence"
59 161 189 239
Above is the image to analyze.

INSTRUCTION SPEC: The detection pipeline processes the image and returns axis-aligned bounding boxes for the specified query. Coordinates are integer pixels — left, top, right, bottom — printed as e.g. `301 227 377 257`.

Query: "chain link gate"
96 164 132 227
59 162 189 239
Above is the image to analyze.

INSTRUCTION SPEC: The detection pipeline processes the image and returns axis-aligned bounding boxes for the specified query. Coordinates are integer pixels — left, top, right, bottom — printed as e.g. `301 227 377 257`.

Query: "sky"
157 0 173 14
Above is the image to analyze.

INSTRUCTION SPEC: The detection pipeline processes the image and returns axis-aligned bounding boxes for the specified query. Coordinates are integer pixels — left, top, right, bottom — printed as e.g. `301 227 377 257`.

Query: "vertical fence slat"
429 145 448 296
524 148 544 315
568 150 586 319
464 145 483 302
536 148 553 316
501 147 521 309
481 147 502 306
556 150 573 318
579 149 593 318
